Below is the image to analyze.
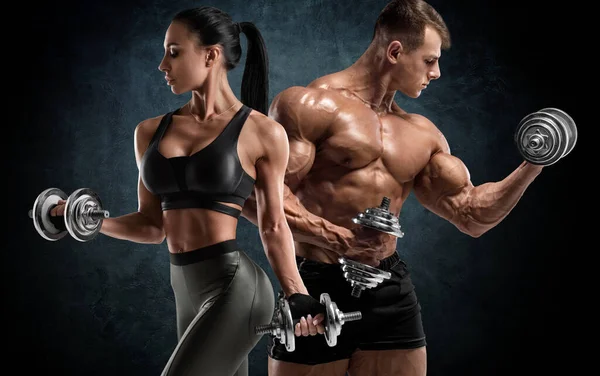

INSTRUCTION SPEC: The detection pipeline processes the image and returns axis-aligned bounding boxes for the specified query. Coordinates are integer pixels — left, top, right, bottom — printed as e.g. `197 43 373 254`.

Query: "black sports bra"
140 105 255 218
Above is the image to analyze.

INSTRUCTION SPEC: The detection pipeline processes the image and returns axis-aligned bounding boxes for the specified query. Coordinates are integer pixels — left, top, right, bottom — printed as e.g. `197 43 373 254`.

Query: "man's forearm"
461 161 543 236
242 186 349 255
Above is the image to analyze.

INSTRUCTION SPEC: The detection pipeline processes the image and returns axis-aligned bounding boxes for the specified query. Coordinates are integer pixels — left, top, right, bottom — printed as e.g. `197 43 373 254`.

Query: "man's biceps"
413 188 447 217
289 138 316 156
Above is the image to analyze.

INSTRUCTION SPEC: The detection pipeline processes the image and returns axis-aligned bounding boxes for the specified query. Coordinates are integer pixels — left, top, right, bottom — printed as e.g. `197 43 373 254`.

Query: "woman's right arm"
97 118 165 244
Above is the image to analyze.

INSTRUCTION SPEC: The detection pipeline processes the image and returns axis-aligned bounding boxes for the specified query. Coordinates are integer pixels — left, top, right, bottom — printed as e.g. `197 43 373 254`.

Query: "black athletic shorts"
267 252 426 365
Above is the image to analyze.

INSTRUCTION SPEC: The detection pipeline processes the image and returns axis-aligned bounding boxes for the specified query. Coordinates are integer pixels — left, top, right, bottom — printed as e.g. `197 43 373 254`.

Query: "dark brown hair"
173 7 269 114
373 0 451 51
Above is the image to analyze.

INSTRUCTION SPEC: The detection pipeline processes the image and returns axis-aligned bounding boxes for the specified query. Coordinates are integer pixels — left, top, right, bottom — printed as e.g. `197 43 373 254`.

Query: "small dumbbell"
254 293 362 352
341 196 401 297
28 187 109 242
515 107 578 166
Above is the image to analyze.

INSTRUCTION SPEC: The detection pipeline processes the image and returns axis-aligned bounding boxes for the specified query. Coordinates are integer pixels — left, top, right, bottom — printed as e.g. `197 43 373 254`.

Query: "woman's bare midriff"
163 204 240 253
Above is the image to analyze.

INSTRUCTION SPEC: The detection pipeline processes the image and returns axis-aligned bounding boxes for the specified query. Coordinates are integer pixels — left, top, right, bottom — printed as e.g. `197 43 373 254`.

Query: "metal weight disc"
341 267 388 288
280 298 295 352
352 208 404 237
64 188 105 242
30 188 68 241
338 257 392 280
339 257 392 291
539 108 577 157
340 264 390 288
320 293 339 347
515 112 565 165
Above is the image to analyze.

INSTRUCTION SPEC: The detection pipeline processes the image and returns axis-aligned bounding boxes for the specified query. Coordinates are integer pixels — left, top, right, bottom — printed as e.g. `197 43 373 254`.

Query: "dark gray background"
10 0 585 375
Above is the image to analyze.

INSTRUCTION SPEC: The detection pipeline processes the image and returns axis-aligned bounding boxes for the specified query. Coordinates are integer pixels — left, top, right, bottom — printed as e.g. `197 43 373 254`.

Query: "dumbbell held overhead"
515 107 577 166
28 187 109 242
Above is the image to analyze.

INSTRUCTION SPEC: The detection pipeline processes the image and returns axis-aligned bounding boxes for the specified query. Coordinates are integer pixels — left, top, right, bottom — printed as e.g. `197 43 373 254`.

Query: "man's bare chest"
320 116 432 178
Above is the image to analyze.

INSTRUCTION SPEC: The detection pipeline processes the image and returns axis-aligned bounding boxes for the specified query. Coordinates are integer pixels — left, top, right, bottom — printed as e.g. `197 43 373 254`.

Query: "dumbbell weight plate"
29 188 69 241
320 293 341 347
279 298 295 352
339 257 392 280
352 210 404 238
254 296 296 352
64 188 106 242
339 257 392 298
538 108 577 157
515 111 566 166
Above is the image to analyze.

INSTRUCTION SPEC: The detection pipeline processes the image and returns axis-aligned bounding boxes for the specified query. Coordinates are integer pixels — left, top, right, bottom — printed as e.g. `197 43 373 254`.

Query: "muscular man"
243 0 546 375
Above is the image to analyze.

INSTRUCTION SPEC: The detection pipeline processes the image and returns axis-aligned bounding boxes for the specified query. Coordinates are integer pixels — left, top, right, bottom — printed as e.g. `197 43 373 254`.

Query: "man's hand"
340 226 394 266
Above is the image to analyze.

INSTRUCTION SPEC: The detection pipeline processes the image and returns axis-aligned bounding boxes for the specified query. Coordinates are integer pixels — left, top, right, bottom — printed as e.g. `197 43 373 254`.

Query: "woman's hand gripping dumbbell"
255 292 362 352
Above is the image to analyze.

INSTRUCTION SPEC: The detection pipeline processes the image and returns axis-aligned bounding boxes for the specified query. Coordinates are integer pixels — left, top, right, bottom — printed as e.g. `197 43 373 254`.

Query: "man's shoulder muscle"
269 85 338 142
399 111 450 154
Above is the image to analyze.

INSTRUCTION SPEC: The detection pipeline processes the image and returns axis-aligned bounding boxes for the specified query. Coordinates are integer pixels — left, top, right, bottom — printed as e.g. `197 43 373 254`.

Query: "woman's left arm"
252 116 309 297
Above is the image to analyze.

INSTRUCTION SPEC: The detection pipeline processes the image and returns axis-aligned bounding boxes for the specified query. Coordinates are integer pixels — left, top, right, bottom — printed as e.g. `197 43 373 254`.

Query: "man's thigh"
268 357 350 376
348 347 427 376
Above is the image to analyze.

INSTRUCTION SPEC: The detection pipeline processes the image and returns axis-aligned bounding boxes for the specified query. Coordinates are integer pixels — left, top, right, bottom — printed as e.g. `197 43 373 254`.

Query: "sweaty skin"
268 84 542 266
236 19 544 376
242 28 543 268
240 18 544 376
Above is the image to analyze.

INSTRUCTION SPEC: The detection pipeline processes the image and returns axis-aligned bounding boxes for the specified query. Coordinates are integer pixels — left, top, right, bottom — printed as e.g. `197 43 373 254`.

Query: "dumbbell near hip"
28 187 109 242
255 293 362 352
515 107 578 166
340 196 404 298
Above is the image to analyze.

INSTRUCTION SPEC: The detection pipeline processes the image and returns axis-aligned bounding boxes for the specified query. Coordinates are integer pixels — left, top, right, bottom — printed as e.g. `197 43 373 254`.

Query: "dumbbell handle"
85 209 110 220
255 323 279 335
351 285 364 298
27 207 108 220
528 134 545 149
255 317 312 334
336 311 362 323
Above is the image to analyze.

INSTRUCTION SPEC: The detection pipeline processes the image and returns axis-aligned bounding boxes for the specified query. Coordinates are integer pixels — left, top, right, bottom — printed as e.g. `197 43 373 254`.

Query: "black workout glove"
287 293 325 319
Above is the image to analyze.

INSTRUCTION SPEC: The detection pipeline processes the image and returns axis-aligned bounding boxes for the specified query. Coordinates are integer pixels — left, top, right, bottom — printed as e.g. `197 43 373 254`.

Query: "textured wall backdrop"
10 0 583 375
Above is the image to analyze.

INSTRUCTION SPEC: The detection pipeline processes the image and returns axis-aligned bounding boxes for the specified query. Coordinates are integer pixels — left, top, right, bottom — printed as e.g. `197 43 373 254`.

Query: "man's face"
393 26 442 98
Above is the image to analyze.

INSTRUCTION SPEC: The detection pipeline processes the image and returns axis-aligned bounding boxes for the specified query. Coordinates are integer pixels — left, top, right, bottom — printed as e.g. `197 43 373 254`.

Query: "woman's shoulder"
133 111 172 157
134 111 172 141
245 108 288 144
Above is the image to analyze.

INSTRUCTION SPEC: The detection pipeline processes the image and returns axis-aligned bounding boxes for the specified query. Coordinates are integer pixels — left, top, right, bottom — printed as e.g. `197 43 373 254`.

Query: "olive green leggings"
161 240 275 376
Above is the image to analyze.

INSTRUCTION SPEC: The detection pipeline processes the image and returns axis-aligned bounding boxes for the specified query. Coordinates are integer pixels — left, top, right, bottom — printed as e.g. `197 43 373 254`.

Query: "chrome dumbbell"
28 187 109 242
255 293 362 351
341 196 401 297
515 107 577 166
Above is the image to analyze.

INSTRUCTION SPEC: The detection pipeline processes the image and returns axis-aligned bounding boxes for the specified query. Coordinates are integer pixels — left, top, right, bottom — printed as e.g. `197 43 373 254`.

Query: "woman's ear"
205 47 221 67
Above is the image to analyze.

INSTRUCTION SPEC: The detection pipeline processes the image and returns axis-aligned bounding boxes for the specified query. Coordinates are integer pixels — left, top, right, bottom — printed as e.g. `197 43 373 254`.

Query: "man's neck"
341 45 396 111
